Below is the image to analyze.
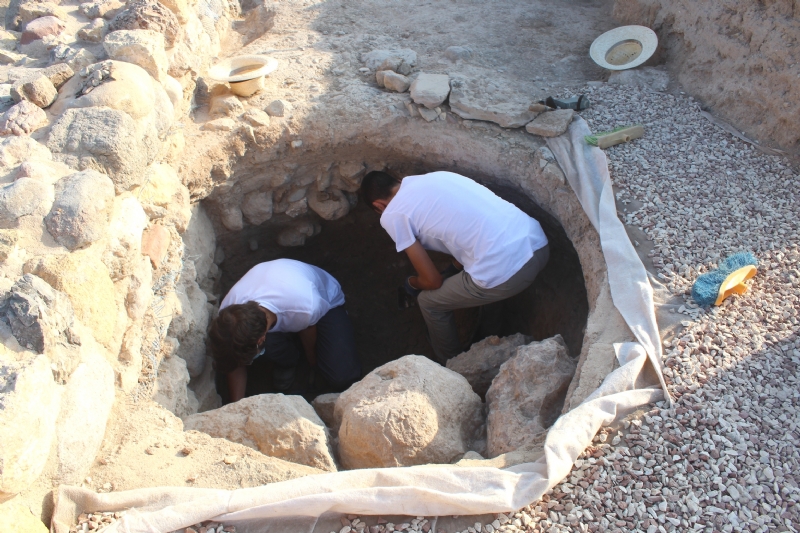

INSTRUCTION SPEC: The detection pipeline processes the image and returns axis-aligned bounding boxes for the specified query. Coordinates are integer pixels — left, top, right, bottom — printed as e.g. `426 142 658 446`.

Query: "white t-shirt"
380 171 548 289
219 259 345 333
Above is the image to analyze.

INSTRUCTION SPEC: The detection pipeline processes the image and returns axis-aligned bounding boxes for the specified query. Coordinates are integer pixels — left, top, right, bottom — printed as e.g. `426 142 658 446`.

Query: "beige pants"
417 245 550 363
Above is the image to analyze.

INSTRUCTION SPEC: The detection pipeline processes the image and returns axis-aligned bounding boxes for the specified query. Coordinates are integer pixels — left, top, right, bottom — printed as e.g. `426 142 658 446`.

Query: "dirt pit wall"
613 0 800 152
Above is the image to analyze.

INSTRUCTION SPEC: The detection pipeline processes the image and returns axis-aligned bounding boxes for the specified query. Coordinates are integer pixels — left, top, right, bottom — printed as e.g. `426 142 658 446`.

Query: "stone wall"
613 0 800 151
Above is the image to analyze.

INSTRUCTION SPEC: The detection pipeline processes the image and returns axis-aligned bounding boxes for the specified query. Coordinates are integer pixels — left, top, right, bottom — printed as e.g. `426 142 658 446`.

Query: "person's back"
362 170 551 362
380 171 548 288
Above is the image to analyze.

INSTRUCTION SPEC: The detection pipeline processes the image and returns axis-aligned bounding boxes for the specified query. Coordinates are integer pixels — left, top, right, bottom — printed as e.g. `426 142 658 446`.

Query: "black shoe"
540 94 590 111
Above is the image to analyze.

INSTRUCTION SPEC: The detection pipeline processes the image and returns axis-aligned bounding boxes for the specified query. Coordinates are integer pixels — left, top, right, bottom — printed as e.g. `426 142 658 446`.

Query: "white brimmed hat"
208 55 279 82
589 26 658 71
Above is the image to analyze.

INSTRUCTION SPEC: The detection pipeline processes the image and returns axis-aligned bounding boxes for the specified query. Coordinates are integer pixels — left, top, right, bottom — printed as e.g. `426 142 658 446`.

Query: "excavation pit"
211 171 590 403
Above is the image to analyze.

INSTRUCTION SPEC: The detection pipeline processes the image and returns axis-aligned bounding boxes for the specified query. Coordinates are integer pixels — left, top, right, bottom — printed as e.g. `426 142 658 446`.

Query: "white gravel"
334 84 800 533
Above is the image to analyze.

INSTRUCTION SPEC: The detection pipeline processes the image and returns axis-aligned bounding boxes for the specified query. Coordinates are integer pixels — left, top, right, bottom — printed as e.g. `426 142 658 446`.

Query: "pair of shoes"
540 94 591 111
272 365 296 391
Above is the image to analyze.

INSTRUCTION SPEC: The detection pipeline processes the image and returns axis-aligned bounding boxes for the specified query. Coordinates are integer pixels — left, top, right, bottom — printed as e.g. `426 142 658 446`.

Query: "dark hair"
208 302 267 374
360 171 400 209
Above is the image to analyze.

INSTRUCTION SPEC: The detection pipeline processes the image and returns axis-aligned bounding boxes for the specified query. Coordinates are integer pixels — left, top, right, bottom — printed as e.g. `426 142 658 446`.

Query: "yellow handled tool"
585 125 645 149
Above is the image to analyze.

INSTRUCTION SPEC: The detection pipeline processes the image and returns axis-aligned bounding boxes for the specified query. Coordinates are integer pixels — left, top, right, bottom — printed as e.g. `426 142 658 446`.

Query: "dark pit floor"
214 187 588 403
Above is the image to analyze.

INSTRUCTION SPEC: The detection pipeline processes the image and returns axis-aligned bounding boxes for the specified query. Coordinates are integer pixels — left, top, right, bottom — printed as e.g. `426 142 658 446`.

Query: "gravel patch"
334 84 800 533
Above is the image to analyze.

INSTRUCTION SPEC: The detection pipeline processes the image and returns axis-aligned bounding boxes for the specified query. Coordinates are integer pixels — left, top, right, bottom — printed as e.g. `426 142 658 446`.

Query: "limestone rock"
14 158 72 185
0 498 48 532
0 274 76 353
375 70 386 87
202 117 237 131
108 0 181 48
153 350 199 418
26 250 118 349
219 204 244 230
102 195 148 280
184 394 337 471
410 73 451 109
209 92 244 117
277 220 319 247
308 187 350 220
42 63 75 89
332 161 366 192
162 75 183 111
104 29 168 81
0 228 18 261
0 177 54 226
362 48 417 69
525 109 575 137
383 71 410 93
80 0 126 20
14 75 57 108
168 272 210 378
0 136 51 173
55 349 115 484
0 353 62 499
125 254 153 321
444 46 472 62
284 198 307 218
45 170 115 251
78 18 107 43
0 100 47 136
608 66 669 92
18 2 68 27
335 355 485 469
265 99 291 117
133 163 191 231
417 106 438 122
486 335 575 457
243 108 270 127
449 77 540 128
159 0 190 23
241 190 273 225
20 16 65 45
446 333 533 397
47 107 159 193
311 393 339 430
182 204 215 281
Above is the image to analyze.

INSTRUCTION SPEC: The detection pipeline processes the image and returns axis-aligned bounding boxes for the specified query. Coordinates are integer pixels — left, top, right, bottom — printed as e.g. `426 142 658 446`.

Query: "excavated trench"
208 166 589 404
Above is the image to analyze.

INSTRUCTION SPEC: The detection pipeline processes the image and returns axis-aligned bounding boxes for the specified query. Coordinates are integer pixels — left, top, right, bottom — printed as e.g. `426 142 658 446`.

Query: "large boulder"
184 394 337 472
132 163 190 232
45 170 115 250
46 107 159 193
308 187 350 221
446 333 532 397
108 0 181 48
0 352 62 499
54 348 115 484
0 137 51 175
0 273 76 354
25 250 118 349
0 177 54 227
335 355 484 469
0 498 48 532
241 190 273 225
486 335 576 458
167 271 210 378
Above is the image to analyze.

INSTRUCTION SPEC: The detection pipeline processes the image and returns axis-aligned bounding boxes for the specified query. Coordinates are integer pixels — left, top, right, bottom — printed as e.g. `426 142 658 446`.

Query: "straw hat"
208 55 278 82
589 26 658 71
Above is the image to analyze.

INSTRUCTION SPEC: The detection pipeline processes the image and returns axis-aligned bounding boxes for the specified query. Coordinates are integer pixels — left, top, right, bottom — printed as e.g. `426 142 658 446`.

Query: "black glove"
403 276 422 298
440 262 462 279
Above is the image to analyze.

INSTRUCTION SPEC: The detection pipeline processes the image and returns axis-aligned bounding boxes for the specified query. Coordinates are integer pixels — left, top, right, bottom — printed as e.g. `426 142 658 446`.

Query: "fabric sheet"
52 117 668 533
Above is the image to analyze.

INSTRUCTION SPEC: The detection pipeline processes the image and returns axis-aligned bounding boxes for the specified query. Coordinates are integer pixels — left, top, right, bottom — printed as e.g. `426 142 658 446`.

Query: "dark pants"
260 305 361 390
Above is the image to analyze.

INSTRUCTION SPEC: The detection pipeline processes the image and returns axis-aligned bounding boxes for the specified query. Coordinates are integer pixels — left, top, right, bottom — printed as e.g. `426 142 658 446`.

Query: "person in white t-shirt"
361 170 550 362
209 259 361 402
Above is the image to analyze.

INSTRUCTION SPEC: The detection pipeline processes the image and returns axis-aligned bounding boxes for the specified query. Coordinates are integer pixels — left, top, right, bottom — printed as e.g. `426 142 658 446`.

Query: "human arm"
404 241 443 290
297 324 317 368
227 365 248 403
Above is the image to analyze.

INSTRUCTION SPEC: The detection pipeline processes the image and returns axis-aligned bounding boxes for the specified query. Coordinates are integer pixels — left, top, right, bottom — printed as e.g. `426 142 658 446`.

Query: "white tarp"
52 117 668 533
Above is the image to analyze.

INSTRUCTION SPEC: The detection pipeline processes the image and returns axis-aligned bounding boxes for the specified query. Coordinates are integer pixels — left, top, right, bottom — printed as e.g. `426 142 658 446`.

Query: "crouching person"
208 258 362 402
